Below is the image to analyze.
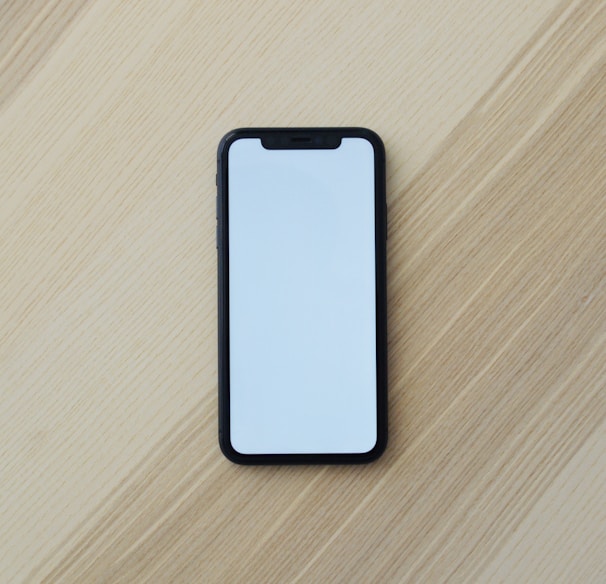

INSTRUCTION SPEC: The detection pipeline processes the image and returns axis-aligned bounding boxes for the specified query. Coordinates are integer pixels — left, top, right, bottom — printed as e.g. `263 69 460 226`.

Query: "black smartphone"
217 128 387 464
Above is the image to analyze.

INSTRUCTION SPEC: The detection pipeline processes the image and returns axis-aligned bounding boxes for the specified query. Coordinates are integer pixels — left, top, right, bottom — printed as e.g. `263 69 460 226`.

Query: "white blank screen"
228 137 377 454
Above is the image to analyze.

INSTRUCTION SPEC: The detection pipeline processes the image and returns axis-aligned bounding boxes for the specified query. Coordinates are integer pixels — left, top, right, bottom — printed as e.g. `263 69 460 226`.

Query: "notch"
261 132 342 150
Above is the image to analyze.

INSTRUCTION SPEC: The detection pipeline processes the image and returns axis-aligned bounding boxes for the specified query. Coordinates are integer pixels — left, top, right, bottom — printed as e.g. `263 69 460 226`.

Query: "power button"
385 203 388 239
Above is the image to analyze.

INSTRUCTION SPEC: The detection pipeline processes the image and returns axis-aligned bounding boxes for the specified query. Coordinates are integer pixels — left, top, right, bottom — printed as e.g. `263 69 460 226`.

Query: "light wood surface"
1 1 605 582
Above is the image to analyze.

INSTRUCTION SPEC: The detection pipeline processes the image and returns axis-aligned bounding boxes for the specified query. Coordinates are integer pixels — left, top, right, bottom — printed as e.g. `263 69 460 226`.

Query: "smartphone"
217 128 387 464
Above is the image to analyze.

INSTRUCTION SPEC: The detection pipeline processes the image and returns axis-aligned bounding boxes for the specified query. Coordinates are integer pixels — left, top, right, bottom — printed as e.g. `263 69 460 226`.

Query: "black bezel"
217 128 387 464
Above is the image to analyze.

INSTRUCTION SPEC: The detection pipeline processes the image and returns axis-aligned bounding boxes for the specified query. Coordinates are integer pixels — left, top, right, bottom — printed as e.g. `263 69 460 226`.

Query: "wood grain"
1 1 604 582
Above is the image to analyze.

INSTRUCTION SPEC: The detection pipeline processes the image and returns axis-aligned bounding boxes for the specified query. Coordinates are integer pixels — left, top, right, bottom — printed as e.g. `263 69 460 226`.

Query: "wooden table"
1 1 605 582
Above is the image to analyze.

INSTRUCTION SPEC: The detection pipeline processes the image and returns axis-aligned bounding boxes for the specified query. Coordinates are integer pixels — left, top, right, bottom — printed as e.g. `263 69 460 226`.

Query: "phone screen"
220 130 385 460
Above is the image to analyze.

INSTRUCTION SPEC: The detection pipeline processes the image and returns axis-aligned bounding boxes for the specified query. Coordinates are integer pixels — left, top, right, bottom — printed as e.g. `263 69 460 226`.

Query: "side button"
385 204 388 239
